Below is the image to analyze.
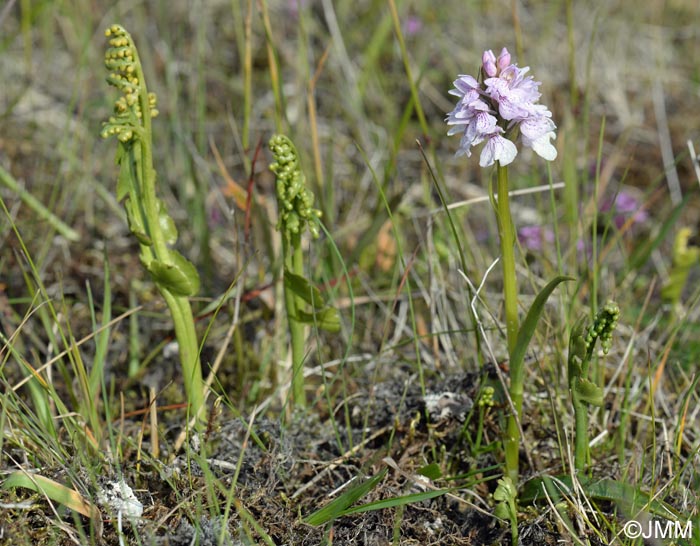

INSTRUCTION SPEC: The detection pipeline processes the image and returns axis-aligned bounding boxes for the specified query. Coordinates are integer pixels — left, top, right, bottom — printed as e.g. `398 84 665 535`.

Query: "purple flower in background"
404 15 423 36
287 0 307 18
601 191 649 229
446 47 557 167
518 225 554 251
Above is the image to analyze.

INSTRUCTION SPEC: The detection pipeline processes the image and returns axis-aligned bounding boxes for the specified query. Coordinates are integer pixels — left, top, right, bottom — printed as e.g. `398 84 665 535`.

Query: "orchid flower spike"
446 47 557 167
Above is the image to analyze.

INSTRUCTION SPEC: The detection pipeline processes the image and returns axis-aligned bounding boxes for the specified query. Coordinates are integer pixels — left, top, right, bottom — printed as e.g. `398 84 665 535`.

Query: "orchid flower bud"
482 49 497 77
497 47 511 71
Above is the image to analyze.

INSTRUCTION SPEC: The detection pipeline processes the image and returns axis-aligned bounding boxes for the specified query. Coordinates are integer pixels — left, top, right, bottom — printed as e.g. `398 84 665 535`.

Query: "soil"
0 366 613 546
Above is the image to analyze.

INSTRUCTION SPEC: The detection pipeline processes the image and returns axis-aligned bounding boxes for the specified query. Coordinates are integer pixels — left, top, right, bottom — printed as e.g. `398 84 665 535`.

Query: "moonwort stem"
573 392 589 471
162 289 206 422
130 42 205 425
496 162 522 484
286 232 306 407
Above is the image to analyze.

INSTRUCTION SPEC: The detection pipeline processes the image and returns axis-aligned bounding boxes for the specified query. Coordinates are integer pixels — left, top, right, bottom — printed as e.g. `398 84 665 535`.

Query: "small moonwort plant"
493 476 518 545
568 301 619 471
101 25 206 423
447 48 558 486
269 135 336 409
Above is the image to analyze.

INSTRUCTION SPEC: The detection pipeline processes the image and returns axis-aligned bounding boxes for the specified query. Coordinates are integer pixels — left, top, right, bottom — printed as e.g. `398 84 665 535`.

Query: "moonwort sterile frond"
446 47 557 167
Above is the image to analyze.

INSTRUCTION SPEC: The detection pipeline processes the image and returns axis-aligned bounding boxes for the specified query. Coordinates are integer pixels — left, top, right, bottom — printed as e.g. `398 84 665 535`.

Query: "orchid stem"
496 162 521 485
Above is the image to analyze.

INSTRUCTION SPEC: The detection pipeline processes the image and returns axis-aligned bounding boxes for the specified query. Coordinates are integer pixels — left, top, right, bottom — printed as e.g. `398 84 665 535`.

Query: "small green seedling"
494 476 519 546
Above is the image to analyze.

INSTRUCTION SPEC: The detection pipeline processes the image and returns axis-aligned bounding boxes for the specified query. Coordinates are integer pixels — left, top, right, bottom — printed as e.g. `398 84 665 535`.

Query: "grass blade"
521 474 681 520
339 487 453 517
304 468 388 526
0 164 80 242
3 472 101 521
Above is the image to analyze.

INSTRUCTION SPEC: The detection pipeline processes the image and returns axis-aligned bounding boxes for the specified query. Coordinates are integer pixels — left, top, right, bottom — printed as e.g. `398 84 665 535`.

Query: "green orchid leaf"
295 307 341 333
146 251 200 296
574 377 604 406
284 270 326 307
511 276 575 378
339 488 453 517
124 198 152 245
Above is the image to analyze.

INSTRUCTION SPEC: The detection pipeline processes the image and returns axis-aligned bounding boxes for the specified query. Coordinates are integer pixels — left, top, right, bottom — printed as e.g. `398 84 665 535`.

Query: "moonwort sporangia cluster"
268 134 322 239
585 301 620 355
100 23 200 298
446 47 557 167
101 24 158 143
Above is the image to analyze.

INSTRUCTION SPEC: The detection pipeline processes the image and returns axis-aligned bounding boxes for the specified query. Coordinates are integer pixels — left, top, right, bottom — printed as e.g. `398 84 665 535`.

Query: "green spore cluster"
100 24 158 143
478 386 495 408
268 134 321 239
585 301 620 355
100 24 199 298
